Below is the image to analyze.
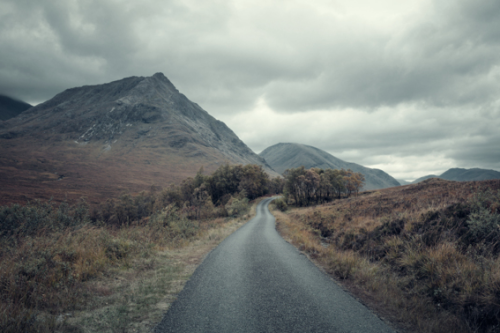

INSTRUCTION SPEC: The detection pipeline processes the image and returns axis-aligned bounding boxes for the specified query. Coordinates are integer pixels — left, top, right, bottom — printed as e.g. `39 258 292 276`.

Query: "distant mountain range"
0 94 32 121
412 168 500 183
0 73 276 204
259 143 400 190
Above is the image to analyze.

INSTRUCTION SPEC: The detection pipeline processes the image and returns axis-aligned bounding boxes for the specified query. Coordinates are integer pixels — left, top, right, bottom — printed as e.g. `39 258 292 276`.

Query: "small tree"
192 184 211 219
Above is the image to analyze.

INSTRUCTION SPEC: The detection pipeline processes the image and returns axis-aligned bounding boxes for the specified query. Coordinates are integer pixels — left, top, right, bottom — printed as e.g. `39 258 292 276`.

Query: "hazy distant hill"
0 95 32 121
412 168 500 183
397 179 411 185
412 175 439 183
259 143 400 190
0 73 277 204
441 168 500 181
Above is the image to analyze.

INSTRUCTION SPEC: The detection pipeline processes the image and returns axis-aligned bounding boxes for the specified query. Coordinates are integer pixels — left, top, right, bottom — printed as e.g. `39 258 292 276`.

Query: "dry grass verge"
0 200 260 333
272 179 500 333
67 215 252 333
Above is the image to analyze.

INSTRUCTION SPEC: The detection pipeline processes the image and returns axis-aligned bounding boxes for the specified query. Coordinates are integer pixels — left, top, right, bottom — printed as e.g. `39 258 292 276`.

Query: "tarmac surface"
155 197 395 333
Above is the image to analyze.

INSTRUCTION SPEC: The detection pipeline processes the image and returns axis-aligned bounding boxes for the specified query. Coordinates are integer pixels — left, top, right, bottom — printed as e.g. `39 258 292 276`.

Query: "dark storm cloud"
0 0 134 102
0 0 201 102
2 0 500 111
0 0 255 108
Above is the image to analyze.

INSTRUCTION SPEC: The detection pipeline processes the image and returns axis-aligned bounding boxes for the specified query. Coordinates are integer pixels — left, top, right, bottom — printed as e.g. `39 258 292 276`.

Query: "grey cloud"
235 101 500 177
2 0 500 113
262 0 500 112
0 0 203 102
1 0 499 177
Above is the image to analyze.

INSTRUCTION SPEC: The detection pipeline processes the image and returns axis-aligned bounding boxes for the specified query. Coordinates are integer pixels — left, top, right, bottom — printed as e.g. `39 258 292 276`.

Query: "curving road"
155 198 395 333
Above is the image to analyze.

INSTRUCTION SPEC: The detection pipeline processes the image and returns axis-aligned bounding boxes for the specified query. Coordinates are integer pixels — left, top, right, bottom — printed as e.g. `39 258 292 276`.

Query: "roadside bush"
0 227 111 333
114 193 137 226
0 200 52 238
274 198 288 212
0 199 91 240
105 238 133 260
134 191 155 219
149 205 199 240
225 196 249 217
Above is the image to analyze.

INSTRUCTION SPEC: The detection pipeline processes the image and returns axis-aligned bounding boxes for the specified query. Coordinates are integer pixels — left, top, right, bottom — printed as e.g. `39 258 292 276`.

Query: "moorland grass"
273 179 500 333
0 195 255 332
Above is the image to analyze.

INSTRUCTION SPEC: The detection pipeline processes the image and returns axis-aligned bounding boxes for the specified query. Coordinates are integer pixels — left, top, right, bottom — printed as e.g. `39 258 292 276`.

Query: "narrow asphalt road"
155 198 395 333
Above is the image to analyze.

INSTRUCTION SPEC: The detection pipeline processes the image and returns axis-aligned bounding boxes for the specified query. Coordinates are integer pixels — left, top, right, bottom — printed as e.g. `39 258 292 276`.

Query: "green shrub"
465 189 500 248
274 198 288 212
225 197 249 217
0 199 92 240
467 207 500 241
149 205 199 240
105 238 133 260
167 218 198 240
0 201 54 238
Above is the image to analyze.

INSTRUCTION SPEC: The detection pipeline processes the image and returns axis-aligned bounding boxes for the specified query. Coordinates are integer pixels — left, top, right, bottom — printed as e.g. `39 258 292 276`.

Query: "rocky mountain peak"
0 73 277 204
2 73 240 149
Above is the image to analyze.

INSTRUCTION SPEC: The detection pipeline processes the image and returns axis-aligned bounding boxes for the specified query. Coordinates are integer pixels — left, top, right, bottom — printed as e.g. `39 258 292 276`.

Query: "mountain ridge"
412 168 500 183
0 94 32 121
0 73 277 204
259 142 400 190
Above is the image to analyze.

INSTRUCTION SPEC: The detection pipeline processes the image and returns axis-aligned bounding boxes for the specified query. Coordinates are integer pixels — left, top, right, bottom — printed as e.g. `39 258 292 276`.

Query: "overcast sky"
1 0 499 181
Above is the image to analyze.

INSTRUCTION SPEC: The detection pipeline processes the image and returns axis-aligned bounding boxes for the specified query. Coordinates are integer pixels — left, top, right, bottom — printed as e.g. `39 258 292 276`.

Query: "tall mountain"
412 168 500 183
0 95 32 121
0 73 276 204
259 143 400 190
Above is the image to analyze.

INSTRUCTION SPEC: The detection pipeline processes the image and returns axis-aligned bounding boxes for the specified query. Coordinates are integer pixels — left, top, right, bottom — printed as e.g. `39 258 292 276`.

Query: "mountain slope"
412 175 439 183
396 179 411 186
0 95 32 121
0 73 276 204
412 168 500 183
440 168 500 181
259 143 400 190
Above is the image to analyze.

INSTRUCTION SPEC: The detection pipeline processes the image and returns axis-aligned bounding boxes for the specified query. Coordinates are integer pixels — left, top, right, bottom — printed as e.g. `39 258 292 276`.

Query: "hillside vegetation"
0 164 281 332
273 178 500 333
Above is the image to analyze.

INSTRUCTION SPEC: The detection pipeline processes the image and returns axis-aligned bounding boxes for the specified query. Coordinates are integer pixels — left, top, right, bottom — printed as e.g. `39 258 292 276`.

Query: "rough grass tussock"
272 179 500 333
0 194 257 332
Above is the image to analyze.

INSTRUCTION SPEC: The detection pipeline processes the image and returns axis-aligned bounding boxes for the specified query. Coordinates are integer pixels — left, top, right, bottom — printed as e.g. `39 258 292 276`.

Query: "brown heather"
273 178 500 333
0 162 281 331
0 194 260 332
